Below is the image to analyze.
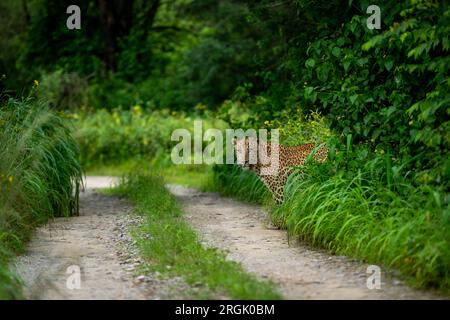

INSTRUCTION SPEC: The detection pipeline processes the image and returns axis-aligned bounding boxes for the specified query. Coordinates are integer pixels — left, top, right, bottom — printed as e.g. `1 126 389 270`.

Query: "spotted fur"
233 137 328 204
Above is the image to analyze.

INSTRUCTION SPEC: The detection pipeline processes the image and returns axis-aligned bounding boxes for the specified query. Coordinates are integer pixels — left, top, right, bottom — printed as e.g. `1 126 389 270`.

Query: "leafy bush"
294 0 450 187
0 96 83 299
216 87 333 144
36 70 89 110
74 106 227 168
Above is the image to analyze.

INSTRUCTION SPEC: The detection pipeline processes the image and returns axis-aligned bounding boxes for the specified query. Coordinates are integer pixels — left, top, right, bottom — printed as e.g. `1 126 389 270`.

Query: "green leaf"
305 58 316 68
343 61 351 72
385 58 394 71
346 134 353 153
356 57 368 66
362 41 372 51
332 47 341 58
337 37 346 46
316 64 329 82
386 106 396 118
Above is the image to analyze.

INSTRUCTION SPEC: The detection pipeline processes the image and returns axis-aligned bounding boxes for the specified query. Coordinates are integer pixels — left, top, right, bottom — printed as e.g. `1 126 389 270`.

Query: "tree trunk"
22 0 31 24
97 0 161 72
97 0 134 71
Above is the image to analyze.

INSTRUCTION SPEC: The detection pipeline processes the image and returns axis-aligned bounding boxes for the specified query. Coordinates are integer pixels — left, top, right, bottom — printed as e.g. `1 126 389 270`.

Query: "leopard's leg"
275 173 290 204
258 175 280 203
259 175 286 204
273 185 284 204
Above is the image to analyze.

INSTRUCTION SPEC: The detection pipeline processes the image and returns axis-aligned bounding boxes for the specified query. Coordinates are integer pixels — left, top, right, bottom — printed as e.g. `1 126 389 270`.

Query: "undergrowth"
0 97 83 299
212 142 450 293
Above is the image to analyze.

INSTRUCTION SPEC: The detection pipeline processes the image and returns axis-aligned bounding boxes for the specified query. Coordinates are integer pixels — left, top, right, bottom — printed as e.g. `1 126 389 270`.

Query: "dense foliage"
74 106 227 168
3 1 447 182
297 1 450 189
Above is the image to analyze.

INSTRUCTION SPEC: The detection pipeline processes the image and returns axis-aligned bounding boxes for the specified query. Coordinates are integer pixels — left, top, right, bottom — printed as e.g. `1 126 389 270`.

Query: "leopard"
233 137 328 204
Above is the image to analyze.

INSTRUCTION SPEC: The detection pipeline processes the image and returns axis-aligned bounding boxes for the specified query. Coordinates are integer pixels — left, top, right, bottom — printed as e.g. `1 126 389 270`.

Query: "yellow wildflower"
132 105 143 117
33 80 39 87
195 103 207 111
172 111 177 116
8 175 13 183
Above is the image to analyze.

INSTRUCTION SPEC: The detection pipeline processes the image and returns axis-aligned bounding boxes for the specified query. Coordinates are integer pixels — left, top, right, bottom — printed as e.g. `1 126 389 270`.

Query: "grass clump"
276 154 449 293
0 97 83 299
211 164 270 204
112 172 281 300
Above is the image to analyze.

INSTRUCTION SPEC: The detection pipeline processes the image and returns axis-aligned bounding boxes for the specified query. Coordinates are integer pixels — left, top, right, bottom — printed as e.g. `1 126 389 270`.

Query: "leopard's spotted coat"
233 138 328 204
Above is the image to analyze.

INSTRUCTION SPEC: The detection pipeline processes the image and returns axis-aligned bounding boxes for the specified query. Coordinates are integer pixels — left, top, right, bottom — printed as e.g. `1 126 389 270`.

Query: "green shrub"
74 106 227 169
297 0 450 186
36 69 89 110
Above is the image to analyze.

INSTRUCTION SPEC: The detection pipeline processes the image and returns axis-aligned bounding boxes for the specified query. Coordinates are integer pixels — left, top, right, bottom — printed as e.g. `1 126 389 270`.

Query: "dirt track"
13 176 443 299
14 177 187 300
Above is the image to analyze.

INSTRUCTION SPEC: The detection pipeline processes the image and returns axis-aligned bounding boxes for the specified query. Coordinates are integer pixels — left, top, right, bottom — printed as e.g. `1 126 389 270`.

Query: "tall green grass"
0 97 83 299
212 153 449 293
281 164 448 291
211 164 270 204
